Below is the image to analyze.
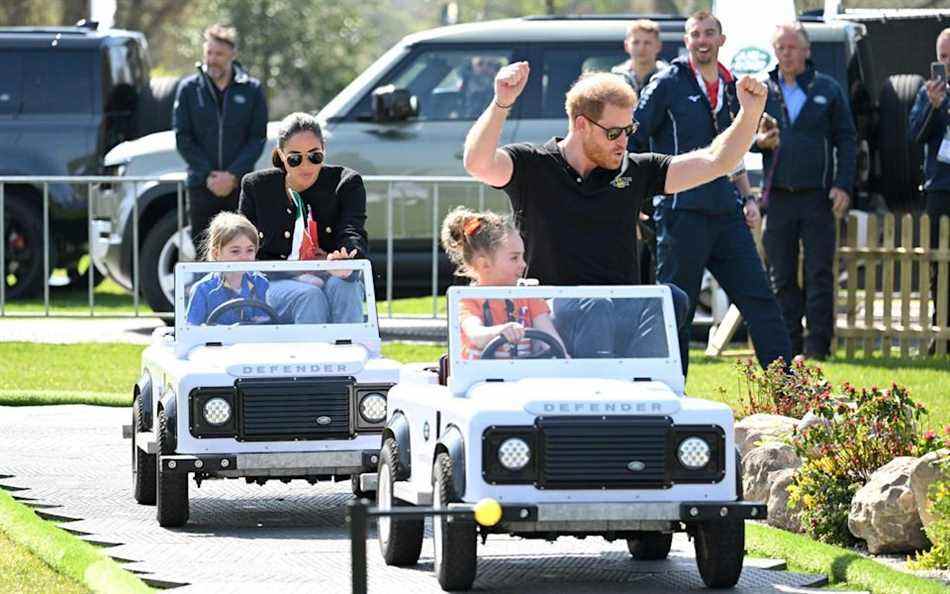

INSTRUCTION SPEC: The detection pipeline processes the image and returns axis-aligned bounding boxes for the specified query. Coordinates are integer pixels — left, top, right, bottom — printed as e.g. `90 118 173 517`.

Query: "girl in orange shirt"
441 207 567 359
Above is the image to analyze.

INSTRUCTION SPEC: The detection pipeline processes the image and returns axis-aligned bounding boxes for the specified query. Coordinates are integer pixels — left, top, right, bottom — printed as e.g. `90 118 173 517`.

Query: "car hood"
467 377 682 416
186 342 369 378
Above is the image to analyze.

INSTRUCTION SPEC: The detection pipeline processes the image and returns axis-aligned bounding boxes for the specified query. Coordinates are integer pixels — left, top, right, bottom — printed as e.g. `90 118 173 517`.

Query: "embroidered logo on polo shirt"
611 176 632 188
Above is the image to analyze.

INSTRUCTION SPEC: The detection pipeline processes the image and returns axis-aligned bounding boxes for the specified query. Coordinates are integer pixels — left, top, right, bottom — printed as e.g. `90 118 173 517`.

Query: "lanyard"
688 59 735 134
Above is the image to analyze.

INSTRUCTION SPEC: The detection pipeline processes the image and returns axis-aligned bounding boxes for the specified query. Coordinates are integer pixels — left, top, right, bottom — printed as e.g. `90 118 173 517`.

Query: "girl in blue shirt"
186 212 271 325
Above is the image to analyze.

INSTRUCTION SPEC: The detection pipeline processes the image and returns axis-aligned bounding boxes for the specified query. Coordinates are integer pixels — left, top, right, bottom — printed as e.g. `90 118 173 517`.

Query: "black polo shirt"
499 138 671 285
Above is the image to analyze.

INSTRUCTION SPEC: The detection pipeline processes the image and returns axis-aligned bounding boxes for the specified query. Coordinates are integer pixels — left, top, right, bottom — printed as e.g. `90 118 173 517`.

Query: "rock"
767 468 802 533
796 410 830 434
848 457 929 554
909 448 950 530
743 443 802 504
735 414 799 457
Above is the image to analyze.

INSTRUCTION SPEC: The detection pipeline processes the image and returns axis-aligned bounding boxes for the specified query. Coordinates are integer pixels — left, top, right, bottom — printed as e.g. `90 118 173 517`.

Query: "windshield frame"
173 259 379 357
447 284 684 396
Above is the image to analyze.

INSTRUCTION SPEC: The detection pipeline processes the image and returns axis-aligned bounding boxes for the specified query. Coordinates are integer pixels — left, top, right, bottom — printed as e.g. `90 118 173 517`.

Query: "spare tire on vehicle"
877 74 925 212
136 76 181 138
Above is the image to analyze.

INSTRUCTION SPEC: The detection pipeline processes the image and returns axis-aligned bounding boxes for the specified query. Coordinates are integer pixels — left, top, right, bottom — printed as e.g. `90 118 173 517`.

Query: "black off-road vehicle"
0 21 177 299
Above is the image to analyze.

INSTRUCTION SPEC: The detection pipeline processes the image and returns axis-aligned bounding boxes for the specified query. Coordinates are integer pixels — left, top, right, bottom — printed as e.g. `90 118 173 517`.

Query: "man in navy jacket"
174 24 268 244
756 22 856 361
633 11 791 375
908 27 950 353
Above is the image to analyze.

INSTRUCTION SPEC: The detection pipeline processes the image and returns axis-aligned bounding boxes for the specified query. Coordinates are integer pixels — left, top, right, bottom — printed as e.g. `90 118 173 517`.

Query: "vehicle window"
0 52 24 116
350 48 513 121
20 51 94 115
183 268 369 328
105 44 138 113
538 47 628 118
458 295 669 361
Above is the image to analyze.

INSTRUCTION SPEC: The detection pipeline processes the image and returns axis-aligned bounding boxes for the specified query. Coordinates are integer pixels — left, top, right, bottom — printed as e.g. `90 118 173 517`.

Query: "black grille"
537 416 672 489
236 378 352 441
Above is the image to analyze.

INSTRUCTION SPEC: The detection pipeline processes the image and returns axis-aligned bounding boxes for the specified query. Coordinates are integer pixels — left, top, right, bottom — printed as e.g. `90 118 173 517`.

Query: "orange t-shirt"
459 297 550 359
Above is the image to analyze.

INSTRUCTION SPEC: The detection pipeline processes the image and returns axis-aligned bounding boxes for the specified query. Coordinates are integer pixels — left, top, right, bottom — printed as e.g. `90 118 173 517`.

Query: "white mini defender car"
378 285 765 590
130 259 398 527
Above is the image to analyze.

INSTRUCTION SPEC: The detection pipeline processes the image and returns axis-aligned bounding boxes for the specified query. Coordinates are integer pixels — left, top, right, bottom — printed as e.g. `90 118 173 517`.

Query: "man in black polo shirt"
463 63 767 363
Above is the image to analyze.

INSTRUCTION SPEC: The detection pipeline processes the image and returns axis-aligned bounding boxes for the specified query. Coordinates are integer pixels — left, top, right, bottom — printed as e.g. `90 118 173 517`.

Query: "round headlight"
203 397 232 426
677 437 711 469
497 437 531 471
359 393 387 423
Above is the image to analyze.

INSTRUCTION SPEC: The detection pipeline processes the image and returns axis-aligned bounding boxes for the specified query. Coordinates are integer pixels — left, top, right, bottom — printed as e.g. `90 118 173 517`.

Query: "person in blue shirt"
186 212 271 325
632 11 791 376
908 27 950 354
756 22 856 362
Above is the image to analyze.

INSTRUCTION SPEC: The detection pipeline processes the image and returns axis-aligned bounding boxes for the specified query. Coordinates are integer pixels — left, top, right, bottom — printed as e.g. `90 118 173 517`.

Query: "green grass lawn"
0 530 90 594
2 342 946 430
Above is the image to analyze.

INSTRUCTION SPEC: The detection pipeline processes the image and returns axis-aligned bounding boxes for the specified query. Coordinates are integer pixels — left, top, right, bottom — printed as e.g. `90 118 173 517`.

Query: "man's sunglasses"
581 114 639 141
286 151 325 167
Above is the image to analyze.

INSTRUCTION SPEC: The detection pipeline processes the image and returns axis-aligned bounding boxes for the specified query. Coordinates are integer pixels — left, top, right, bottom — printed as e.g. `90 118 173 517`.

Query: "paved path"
0 405 827 593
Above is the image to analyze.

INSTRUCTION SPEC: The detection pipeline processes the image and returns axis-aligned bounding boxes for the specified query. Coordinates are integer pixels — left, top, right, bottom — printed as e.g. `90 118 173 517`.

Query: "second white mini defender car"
130 259 398 527
378 284 765 590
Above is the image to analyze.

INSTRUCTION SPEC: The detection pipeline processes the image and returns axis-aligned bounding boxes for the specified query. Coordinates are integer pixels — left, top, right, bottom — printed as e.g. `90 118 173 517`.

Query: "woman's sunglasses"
286 150 324 167
581 114 639 141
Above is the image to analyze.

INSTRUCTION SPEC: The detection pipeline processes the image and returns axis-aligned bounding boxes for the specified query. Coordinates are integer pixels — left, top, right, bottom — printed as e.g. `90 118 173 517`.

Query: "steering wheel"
481 329 567 360
206 298 281 325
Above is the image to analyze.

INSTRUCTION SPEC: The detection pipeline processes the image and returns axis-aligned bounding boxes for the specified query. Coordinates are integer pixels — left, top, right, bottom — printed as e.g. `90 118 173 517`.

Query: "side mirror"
372 85 418 123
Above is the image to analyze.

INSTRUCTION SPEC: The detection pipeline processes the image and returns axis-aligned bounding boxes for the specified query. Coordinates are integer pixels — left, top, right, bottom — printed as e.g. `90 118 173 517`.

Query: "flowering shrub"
785 382 930 545
909 456 950 570
788 456 861 545
736 357 832 419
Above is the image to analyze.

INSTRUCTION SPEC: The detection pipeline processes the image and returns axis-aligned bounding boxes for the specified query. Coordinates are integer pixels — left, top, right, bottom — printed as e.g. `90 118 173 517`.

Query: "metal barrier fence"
0 175 503 319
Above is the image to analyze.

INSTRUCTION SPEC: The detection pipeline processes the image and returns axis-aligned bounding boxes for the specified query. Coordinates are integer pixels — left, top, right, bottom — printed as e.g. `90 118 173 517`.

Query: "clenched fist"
736 75 767 116
494 61 530 108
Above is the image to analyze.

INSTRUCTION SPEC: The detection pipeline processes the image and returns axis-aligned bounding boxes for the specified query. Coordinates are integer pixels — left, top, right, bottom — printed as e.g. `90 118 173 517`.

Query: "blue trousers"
655 204 792 376
266 276 363 324
552 285 688 359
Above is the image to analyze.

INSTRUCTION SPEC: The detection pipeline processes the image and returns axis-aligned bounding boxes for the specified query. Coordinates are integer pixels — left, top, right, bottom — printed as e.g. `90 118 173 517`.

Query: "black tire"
140 210 191 314
132 395 156 505
136 76 181 138
626 531 673 560
377 439 423 566
693 518 745 588
156 408 189 527
2 193 46 299
878 74 926 211
432 452 477 591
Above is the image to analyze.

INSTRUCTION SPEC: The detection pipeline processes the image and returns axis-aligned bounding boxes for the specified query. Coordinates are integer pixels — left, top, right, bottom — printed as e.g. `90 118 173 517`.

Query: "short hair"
772 22 810 47
626 19 661 40
685 10 722 35
564 72 637 125
204 24 237 49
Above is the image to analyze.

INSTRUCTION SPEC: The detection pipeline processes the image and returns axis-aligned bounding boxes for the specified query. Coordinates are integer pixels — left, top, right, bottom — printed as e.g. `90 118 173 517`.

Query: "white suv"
129 259 398 526
377 284 764 590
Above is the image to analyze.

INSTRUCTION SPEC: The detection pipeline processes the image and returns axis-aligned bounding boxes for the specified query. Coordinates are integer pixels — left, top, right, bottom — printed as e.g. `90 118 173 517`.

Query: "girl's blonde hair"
440 207 517 279
202 212 259 261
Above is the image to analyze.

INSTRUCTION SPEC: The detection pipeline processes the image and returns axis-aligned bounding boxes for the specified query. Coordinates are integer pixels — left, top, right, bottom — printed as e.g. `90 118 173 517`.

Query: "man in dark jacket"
908 27 950 354
633 11 791 376
756 22 856 361
173 23 268 245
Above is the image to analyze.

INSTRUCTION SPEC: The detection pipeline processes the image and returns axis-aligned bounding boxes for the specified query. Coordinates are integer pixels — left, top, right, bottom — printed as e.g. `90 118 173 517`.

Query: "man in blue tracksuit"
633 11 791 376
908 27 950 353
174 24 268 244
756 23 856 361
